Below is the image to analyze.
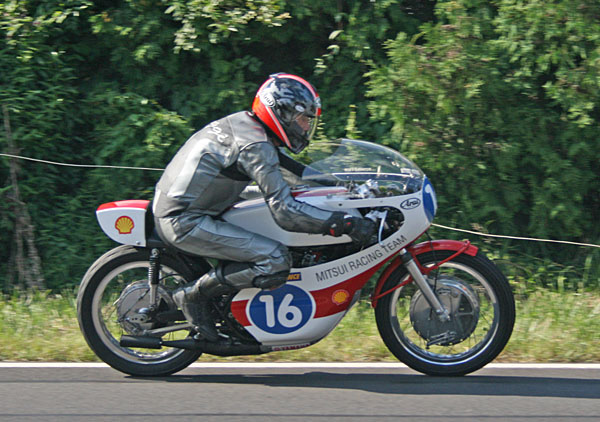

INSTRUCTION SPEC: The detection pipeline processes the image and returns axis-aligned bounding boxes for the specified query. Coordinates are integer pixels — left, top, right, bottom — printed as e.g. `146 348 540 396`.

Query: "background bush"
0 0 598 292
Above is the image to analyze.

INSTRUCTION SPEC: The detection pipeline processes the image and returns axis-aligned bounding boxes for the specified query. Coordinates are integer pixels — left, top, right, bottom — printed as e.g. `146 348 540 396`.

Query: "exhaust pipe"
120 335 162 349
120 335 267 356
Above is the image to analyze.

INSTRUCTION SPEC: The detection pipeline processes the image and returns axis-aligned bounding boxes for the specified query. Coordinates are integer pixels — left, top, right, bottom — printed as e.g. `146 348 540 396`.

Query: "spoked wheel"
77 246 203 376
375 250 515 376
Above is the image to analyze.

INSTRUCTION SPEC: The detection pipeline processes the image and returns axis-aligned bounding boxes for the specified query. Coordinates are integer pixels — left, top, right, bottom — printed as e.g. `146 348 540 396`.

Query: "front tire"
375 250 515 376
77 246 203 376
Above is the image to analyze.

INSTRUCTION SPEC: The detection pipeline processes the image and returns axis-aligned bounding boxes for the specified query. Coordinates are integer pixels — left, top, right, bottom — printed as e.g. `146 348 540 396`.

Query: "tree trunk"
2 104 45 290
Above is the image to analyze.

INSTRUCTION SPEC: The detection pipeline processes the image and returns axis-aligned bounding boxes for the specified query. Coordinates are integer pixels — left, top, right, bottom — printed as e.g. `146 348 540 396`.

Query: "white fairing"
95 139 439 349
96 201 149 247
226 139 436 346
224 188 358 246
230 187 435 346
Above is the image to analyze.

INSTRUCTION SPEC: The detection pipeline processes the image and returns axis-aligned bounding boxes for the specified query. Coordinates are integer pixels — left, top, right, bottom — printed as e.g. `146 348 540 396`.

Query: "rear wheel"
375 250 515 376
77 246 203 376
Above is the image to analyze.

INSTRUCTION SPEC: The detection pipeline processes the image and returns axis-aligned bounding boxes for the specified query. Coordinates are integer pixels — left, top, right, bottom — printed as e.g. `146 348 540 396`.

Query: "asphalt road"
0 363 598 421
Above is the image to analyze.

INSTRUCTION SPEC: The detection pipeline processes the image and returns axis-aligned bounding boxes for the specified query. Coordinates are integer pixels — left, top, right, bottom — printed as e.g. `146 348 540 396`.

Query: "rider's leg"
172 250 290 341
171 272 224 342
157 214 291 341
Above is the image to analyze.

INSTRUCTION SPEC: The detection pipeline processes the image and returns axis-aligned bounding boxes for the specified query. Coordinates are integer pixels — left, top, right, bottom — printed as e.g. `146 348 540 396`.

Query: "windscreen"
296 139 424 195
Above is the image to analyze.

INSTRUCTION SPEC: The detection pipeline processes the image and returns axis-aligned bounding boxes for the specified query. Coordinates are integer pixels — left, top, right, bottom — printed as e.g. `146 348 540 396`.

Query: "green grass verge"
0 289 598 362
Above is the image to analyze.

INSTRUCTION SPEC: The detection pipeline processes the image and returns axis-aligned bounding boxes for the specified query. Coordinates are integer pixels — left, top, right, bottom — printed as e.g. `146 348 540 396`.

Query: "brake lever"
365 209 388 246
377 210 388 246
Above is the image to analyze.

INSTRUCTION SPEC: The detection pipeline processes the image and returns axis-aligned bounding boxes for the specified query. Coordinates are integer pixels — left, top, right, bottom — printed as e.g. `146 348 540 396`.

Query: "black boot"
172 270 229 342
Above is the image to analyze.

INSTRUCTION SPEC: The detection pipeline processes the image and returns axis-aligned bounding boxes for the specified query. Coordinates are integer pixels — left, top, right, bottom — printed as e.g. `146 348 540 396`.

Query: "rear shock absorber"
147 248 161 309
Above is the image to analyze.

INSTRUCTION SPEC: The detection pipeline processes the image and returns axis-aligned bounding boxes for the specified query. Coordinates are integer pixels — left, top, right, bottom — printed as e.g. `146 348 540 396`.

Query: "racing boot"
172 270 230 342
173 256 291 341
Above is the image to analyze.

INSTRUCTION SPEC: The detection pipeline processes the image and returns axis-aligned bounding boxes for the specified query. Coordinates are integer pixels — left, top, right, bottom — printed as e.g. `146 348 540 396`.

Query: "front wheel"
375 250 515 376
77 245 203 376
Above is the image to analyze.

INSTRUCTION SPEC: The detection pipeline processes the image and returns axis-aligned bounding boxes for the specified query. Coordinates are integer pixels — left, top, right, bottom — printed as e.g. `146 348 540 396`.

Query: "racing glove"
324 212 377 245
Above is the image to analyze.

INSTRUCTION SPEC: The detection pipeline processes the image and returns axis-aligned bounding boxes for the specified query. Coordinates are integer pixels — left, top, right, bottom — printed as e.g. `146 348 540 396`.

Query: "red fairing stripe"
311 254 394 318
311 268 380 318
97 200 150 211
408 239 478 257
231 300 250 326
230 259 391 327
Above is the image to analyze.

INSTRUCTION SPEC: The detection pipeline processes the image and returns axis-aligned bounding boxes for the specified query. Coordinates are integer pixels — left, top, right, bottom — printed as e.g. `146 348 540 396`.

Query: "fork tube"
400 249 451 322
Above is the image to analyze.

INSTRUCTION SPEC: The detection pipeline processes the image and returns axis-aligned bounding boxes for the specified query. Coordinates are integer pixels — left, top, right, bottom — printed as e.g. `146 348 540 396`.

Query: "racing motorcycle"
77 139 515 377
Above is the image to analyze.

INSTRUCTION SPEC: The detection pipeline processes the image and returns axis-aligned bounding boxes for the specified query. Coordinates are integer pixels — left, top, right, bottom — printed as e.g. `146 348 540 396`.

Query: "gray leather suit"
153 111 335 290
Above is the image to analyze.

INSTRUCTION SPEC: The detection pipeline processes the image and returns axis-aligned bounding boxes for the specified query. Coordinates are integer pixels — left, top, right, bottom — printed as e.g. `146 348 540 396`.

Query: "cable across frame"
2 152 599 248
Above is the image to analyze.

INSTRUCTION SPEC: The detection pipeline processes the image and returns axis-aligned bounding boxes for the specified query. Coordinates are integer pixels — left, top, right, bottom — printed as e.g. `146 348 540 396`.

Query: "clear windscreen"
294 139 424 196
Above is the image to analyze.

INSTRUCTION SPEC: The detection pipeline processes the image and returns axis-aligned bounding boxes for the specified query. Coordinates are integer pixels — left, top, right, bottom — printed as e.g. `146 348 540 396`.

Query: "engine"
289 206 405 268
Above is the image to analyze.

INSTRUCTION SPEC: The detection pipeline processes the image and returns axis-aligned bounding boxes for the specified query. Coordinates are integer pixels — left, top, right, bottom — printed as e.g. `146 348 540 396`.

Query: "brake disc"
115 281 176 335
409 275 480 346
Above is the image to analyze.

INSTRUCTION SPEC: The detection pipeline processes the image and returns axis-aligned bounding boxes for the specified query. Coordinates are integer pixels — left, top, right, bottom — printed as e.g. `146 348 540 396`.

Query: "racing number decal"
248 284 314 334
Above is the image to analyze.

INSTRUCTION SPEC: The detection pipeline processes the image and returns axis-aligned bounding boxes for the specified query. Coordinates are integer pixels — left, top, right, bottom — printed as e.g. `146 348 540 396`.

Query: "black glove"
324 212 377 245
346 217 377 244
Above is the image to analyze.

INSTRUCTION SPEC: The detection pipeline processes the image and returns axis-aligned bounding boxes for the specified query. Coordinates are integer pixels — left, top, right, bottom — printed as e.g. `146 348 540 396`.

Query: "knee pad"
267 245 292 274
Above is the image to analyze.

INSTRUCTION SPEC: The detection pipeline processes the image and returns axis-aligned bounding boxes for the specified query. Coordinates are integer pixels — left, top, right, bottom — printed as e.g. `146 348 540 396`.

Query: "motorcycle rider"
153 73 376 342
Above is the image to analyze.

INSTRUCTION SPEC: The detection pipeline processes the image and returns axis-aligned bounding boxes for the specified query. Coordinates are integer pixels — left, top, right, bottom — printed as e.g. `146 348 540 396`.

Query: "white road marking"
0 362 599 369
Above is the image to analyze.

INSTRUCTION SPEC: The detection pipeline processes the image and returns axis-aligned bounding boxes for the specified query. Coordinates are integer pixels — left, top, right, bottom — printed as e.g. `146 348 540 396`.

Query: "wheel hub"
409 275 480 346
115 281 176 335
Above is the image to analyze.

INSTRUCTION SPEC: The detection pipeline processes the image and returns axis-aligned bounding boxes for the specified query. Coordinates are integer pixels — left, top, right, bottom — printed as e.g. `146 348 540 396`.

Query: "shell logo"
115 216 135 234
332 289 350 305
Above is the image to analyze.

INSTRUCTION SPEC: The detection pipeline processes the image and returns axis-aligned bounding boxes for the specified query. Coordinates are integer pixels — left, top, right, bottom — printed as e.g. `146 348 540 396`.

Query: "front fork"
399 248 451 322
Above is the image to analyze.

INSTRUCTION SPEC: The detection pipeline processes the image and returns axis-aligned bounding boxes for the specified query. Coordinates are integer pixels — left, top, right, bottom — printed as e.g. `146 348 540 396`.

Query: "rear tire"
77 245 203 376
375 250 515 376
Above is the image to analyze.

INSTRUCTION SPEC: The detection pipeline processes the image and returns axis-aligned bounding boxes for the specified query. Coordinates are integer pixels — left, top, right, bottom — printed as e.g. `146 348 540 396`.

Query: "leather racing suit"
153 111 336 291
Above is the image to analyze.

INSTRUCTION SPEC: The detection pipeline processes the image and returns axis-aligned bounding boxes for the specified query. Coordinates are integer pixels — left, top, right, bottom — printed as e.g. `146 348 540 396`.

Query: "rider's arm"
276 148 306 178
237 142 334 234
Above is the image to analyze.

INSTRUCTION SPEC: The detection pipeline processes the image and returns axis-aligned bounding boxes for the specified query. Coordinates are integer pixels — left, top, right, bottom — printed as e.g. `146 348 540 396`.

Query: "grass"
0 289 598 363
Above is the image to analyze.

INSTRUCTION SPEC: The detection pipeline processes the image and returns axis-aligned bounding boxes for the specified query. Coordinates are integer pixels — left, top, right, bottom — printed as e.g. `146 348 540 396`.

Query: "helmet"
252 73 321 154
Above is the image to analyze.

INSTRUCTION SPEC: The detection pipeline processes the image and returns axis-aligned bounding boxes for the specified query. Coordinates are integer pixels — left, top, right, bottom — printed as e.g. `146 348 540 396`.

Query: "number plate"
247 284 314 334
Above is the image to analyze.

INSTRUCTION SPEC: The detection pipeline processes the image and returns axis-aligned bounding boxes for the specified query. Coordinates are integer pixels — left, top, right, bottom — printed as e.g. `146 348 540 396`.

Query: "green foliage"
505 290 600 362
165 0 290 51
1 0 430 290
0 289 96 361
1 291 599 362
38 91 192 290
1 0 87 290
1 0 598 291
367 0 600 268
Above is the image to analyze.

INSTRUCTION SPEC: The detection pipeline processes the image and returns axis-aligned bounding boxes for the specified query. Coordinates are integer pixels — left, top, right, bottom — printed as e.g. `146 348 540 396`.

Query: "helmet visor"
287 113 318 153
295 113 319 141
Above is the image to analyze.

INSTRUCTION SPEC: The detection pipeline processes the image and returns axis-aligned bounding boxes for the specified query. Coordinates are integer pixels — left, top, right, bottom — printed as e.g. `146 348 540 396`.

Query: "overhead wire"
2 152 599 248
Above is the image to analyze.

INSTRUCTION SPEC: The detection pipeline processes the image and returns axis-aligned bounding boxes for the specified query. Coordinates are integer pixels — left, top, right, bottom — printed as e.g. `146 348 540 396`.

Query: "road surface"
0 363 598 421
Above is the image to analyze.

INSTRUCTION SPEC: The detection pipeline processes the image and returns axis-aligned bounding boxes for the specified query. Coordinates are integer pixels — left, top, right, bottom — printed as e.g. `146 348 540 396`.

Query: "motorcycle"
77 139 515 377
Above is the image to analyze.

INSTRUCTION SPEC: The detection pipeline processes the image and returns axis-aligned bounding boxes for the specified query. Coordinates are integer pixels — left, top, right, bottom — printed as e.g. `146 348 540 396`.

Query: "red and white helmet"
252 73 321 154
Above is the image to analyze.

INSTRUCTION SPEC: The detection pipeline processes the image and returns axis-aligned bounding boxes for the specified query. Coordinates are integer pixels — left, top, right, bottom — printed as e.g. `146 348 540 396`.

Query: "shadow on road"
149 371 600 400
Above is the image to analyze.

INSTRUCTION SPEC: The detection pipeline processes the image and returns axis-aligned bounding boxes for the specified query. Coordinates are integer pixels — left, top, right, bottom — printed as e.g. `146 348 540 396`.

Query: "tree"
2 105 44 290
367 0 600 263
